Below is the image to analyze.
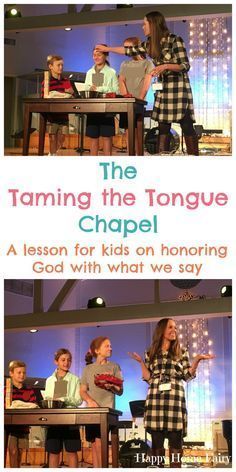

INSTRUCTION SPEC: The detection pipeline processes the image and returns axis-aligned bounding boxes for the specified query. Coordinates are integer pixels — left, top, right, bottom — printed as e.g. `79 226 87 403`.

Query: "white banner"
0 157 235 278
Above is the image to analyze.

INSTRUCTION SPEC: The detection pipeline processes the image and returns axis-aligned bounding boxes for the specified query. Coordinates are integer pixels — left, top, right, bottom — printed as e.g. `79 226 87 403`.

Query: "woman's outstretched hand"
128 352 151 382
128 352 143 363
95 44 109 52
196 354 216 361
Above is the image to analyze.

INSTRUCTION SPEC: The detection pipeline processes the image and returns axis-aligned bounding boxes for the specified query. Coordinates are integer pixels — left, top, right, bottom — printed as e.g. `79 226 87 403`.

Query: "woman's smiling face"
93 50 106 66
163 319 177 342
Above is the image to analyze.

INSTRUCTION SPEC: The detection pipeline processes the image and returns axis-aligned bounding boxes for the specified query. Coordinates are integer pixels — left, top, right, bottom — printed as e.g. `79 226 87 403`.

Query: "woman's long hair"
148 318 181 362
85 336 109 364
145 11 169 60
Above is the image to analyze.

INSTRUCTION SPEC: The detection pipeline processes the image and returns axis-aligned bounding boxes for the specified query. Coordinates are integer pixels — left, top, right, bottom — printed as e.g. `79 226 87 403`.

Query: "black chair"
129 400 146 419
119 401 150 468
129 400 147 441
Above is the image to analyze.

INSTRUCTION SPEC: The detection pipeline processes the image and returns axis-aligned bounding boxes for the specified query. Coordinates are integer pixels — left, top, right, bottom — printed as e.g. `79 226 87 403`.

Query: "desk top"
23 97 147 105
5 407 122 415
5 407 122 427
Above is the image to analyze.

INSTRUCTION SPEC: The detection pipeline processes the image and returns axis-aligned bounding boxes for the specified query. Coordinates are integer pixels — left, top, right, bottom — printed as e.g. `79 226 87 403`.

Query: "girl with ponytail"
80 336 123 468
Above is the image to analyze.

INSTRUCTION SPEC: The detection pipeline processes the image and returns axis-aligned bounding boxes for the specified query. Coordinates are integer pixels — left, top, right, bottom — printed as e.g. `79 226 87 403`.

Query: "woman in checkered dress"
129 318 215 467
96 11 199 155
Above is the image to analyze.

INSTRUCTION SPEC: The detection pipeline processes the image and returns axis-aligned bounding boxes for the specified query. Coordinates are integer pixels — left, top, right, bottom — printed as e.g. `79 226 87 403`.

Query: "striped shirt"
41 75 72 97
4 384 38 434
41 75 72 123
4 384 37 404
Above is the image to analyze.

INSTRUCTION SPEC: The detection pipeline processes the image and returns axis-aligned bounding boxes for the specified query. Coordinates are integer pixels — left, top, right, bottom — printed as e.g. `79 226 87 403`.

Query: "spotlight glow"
96 297 104 305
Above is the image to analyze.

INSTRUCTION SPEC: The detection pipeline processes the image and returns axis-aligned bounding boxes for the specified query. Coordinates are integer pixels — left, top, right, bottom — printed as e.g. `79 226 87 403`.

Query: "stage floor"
4 146 231 157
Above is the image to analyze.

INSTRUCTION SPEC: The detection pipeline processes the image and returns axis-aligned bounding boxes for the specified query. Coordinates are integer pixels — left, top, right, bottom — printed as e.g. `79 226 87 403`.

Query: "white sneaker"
48 153 57 156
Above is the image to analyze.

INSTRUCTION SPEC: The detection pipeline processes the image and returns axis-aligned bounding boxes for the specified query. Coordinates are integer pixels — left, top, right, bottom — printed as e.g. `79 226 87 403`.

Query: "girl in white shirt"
85 46 119 155
44 348 82 468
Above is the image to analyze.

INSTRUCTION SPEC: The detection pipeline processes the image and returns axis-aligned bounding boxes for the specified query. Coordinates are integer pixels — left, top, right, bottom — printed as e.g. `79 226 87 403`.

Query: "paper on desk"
48 91 73 98
10 400 40 409
74 82 89 92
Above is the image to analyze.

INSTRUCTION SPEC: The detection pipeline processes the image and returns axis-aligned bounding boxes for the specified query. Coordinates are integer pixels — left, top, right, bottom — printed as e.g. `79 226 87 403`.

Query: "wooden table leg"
4 428 9 467
111 425 119 467
127 104 135 155
100 414 109 467
39 113 47 156
136 112 144 156
22 104 32 156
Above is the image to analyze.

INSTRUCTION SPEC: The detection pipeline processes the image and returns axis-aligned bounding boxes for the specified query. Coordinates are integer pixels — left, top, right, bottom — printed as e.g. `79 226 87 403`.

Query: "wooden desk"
5 407 122 467
23 97 147 156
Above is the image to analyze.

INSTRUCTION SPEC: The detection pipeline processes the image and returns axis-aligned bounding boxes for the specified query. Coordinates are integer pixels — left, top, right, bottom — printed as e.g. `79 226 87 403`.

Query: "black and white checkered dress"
125 34 195 124
143 348 195 436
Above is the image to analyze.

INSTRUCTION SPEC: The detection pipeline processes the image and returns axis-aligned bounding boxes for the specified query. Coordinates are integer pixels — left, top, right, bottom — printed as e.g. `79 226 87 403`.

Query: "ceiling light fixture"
87 297 106 308
220 285 232 297
5 7 22 18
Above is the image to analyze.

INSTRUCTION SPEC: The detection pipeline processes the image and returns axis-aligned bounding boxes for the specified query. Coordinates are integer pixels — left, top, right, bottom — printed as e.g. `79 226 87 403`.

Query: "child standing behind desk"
80 336 123 468
4 360 41 468
119 36 154 155
85 46 119 156
44 348 82 468
42 55 74 155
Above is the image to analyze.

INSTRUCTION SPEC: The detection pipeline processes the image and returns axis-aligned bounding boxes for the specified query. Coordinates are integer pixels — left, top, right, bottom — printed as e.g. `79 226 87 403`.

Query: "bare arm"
139 73 153 100
165 63 182 72
119 74 128 96
96 44 125 55
80 384 98 407
128 352 151 381
65 86 74 95
189 359 200 377
104 383 123 395
189 353 216 376
151 63 182 77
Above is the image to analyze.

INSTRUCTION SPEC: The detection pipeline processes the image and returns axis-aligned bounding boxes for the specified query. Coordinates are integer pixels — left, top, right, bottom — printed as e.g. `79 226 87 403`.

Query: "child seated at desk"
42 55 74 156
4 360 41 468
44 348 82 468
